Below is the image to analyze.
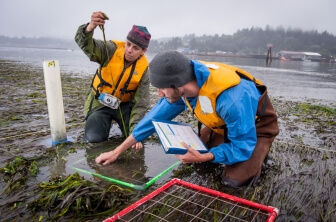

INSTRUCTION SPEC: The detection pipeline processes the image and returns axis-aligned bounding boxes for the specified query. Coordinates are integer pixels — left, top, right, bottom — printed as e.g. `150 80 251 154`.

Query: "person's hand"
85 11 108 33
95 135 138 165
175 142 214 164
131 142 143 150
95 149 119 165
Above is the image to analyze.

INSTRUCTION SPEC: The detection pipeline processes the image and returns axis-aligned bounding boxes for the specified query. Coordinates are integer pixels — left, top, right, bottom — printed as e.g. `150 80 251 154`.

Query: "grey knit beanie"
149 51 194 88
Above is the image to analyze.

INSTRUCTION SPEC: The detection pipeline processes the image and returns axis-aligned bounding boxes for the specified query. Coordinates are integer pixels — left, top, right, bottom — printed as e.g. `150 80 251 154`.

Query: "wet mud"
0 59 335 221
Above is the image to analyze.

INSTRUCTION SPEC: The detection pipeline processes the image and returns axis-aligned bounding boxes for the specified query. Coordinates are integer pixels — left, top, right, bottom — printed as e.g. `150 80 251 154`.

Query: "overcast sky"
1 0 335 41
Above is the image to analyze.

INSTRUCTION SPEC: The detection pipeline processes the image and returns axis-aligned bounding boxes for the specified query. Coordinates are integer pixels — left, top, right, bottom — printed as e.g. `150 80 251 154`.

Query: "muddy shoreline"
0 59 335 221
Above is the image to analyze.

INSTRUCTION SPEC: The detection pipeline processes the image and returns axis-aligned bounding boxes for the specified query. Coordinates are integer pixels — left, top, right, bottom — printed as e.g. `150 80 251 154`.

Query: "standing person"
96 51 279 188
75 11 151 146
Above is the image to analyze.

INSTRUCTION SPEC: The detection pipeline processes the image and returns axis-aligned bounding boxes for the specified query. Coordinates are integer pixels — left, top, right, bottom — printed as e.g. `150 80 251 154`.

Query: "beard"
167 89 183 103
167 97 180 103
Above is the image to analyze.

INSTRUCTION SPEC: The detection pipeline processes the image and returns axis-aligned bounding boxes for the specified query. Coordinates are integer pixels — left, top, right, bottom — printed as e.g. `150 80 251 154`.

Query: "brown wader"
200 90 279 188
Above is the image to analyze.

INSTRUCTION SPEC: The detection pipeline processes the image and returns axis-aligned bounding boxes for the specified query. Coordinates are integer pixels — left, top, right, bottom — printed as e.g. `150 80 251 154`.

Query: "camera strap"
120 61 137 98
91 66 112 100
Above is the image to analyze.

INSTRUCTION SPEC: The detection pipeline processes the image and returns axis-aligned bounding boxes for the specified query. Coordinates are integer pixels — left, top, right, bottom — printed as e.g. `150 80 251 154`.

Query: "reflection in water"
47 140 178 188
85 145 148 185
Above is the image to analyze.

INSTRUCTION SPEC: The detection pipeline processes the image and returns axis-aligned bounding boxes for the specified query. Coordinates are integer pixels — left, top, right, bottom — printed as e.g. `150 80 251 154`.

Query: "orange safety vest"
185 61 264 136
91 40 148 102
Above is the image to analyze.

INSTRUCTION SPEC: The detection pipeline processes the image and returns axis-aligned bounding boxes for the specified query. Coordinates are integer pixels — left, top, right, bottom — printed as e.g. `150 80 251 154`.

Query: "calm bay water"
188 54 336 104
1 46 335 104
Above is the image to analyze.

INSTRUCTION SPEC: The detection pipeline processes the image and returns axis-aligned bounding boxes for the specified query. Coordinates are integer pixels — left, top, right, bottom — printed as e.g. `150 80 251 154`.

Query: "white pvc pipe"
42 60 67 145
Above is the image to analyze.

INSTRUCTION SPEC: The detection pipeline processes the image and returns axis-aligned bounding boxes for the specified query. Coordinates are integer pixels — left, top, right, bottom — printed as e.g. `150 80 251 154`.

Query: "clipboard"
152 119 208 154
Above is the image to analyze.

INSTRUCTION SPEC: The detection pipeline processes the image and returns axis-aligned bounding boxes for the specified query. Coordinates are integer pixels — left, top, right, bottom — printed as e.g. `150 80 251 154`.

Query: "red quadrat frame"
104 178 279 222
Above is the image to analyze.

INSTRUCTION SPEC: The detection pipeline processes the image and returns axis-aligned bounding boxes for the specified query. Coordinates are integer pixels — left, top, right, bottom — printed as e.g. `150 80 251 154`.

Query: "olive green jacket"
74 23 150 132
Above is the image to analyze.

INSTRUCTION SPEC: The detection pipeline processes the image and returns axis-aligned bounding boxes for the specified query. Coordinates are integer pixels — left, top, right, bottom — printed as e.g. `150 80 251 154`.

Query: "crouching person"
96 51 279 188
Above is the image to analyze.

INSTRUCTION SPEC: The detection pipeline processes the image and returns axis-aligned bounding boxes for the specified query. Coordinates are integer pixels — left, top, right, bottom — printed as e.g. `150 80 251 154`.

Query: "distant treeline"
1 26 336 58
149 26 336 58
0 35 78 50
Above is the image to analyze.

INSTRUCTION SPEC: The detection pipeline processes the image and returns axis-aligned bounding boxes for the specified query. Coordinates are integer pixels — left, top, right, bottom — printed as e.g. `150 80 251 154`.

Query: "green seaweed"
0 156 40 194
28 172 133 221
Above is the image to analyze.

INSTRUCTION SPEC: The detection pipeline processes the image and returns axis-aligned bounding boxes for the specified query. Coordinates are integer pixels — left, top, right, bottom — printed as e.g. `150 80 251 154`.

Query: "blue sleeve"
132 98 186 142
209 79 261 165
